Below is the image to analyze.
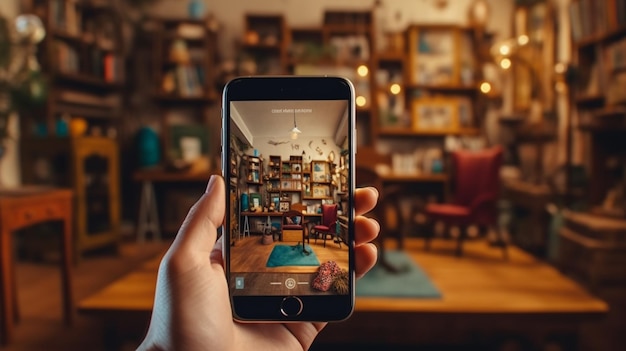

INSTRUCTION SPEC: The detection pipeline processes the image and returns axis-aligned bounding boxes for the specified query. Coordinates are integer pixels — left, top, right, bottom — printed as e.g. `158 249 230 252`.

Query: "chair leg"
334 234 342 249
494 226 509 260
456 225 468 257
424 219 435 251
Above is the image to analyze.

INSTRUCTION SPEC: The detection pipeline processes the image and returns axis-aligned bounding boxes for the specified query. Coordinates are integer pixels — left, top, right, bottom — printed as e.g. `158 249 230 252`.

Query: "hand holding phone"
138 75 379 351
222 76 357 321
138 175 379 351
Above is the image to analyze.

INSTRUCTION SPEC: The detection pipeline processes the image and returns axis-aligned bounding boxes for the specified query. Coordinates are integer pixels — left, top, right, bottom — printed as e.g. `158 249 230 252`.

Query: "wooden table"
0 187 74 345
133 168 218 241
79 238 607 350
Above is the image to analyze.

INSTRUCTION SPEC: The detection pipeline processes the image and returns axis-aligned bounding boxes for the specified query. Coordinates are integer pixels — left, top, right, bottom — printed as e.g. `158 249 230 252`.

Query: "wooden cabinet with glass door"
21 137 120 258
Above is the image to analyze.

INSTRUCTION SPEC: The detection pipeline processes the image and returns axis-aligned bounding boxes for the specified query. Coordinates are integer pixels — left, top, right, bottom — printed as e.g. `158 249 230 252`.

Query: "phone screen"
222 77 354 321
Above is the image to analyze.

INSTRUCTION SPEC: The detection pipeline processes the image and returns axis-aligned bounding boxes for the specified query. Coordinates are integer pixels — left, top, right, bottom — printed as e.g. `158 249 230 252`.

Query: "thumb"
171 175 225 257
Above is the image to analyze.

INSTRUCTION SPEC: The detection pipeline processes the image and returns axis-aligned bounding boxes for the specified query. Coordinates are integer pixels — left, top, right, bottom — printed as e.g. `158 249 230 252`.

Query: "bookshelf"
240 14 288 75
19 0 125 256
150 17 218 166
569 0 626 218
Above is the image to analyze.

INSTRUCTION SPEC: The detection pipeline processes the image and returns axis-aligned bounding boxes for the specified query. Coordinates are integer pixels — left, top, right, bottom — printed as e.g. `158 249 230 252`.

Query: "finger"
355 187 378 216
171 175 225 256
354 216 379 246
210 235 224 267
354 243 378 279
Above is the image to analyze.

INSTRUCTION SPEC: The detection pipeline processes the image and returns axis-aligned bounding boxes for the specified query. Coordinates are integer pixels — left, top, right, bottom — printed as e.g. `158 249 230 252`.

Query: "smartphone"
221 76 356 322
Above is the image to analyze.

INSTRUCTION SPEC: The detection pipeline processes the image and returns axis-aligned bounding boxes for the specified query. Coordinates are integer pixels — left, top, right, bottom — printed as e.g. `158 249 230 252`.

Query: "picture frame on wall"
408 25 460 86
311 161 329 182
249 193 262 211
411 97 459 133
279 201 290 212
312 184 331 198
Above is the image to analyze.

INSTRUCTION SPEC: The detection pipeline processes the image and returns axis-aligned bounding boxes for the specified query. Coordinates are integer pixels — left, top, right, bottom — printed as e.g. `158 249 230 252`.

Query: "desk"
241 212 321 253
503 180 553 257
79 238 607 350
0 187 74 345
133 169 218 242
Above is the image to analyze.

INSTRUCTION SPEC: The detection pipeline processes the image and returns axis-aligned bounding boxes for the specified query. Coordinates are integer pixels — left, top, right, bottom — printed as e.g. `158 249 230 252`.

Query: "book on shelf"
170 65 205 97
103 54 123 83
570 0 626 42
604 37 626 72
53 40 80 74
51 0 81 35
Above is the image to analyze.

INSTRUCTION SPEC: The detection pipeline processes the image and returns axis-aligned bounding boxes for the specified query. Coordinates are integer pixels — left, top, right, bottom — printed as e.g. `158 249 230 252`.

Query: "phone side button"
280 296 303 317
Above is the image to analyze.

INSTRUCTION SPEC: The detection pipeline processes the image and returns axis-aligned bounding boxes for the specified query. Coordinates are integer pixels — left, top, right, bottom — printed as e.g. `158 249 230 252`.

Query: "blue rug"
357 250 442 298
266 245 320 267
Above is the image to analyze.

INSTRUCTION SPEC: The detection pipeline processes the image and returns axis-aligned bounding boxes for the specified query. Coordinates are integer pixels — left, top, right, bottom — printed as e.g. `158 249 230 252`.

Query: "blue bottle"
137 126 161 168
188 0 205 19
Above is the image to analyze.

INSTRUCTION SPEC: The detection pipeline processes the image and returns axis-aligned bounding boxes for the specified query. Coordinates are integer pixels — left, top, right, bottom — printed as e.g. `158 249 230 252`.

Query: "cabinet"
20 0 124 255
20 137 120 257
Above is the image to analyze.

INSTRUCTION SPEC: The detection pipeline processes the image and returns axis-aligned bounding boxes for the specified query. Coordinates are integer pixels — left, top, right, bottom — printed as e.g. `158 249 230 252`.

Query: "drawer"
12 202 66 228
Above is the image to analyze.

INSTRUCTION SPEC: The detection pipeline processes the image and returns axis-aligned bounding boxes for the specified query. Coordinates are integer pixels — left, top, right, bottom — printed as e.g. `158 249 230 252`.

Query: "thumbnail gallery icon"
235 277 244 289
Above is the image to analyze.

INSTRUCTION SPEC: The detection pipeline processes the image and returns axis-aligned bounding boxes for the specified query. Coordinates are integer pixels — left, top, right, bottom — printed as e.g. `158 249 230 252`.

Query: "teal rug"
266 245 320 267
357 250 442 298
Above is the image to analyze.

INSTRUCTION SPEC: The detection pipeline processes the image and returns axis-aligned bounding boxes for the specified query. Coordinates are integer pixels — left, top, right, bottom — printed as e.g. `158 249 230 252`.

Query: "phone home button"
280 296 303 317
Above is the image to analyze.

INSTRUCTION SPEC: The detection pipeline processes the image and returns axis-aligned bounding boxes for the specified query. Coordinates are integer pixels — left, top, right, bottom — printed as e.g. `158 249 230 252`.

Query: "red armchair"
424 146 508 258
312 204 340 248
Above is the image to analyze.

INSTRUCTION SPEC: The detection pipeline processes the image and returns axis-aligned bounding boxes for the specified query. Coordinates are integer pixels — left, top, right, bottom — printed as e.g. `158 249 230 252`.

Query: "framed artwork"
312 184 331 198
279 201 290 212
408 25 460 86
411 97 459 133
167 124 209 161
311 161 329 182
249 193 262 211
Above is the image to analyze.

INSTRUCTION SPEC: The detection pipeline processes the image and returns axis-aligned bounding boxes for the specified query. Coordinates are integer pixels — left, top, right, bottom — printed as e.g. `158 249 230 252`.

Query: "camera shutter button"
280 296 303 317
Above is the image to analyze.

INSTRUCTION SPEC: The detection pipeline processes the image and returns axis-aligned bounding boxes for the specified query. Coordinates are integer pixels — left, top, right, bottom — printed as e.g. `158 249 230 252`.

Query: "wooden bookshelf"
18 0 126 256
569 0 626 217
149 17 218 167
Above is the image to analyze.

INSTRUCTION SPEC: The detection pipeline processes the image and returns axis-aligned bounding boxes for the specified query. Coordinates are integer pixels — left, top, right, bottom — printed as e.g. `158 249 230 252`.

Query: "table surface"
0 187 74 345
133 168 218 182
78 238 608 316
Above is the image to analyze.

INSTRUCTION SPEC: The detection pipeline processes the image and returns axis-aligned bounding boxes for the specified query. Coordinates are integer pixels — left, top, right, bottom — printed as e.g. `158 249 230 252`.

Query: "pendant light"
290 110 301 140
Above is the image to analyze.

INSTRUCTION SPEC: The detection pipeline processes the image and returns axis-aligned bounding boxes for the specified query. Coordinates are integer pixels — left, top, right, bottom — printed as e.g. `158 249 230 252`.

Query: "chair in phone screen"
313 204 340 248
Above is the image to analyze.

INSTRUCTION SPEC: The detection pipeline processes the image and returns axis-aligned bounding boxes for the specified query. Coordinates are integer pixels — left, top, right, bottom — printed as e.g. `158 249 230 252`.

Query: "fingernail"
205 175 216 193
369 217 381 234
368 186 379 198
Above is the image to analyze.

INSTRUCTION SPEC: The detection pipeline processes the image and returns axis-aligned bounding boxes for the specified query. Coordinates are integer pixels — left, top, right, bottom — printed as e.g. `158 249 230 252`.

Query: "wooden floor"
76 237 613 350
231 235 348 273
3 240 170 351
354 238 607 314
229 236 348 295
